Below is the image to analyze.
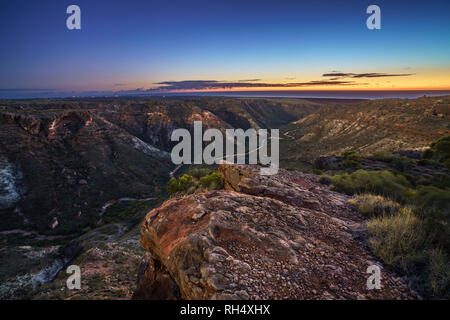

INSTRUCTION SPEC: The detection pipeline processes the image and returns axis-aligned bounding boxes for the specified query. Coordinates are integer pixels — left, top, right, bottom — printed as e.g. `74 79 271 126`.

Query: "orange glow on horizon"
108 67 450 93
152 86 450 93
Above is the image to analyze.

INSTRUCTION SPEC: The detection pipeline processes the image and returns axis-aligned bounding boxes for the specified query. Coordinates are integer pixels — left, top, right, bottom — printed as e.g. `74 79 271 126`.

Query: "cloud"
322 72 415 78
237 79 261 82
293 80 357 86
5 69 405 98
153 79 356 91
0 88 54 92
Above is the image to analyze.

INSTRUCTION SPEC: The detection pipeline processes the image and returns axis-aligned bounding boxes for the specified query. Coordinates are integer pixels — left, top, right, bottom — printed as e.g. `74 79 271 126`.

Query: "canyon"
0 96 448 299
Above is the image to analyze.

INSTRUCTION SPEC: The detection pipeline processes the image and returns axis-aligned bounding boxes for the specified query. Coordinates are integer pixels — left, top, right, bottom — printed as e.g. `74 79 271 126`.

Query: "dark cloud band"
153 80 356 91
323 72 414 78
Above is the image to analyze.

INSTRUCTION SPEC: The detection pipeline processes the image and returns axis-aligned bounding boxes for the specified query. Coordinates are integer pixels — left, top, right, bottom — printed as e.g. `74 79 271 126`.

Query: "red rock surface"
134 164 417 300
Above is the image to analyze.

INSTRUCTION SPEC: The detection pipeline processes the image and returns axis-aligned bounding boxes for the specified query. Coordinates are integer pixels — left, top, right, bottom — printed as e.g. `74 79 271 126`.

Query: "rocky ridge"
280 96 450 168
134 164 417 300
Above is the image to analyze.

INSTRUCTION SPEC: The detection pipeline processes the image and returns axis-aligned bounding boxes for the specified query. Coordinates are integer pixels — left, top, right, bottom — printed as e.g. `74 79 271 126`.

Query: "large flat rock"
135 164 416 300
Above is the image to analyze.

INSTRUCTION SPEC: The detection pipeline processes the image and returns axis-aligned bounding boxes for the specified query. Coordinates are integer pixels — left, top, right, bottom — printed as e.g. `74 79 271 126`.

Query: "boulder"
134 164 417 300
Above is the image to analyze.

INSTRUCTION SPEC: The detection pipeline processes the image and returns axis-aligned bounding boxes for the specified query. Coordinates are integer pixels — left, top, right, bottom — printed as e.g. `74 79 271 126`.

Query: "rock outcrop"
134 164 416 300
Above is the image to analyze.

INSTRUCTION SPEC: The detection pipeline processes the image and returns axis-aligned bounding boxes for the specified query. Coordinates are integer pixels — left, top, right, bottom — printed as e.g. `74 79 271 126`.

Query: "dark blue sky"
1 0 449 97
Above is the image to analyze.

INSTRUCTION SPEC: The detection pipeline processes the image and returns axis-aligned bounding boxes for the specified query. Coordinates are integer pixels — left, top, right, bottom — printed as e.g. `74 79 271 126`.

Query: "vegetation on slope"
167 168 224 195
316 136 450 298
280 96 450 169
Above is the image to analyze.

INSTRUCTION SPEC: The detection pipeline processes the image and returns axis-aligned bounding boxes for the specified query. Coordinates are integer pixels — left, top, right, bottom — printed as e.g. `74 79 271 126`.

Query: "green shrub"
337 151 363 168
318 174 332 185
417 158 433 166
422 135 450 169
427 249 450 297
188 168 213 179
372 150 394 162
413 186 450 251
166 174 194 194
392 156 415 172
415 176 431 186
312 168 323 175
331 170 412 201
199 171 223 190
348 194 400 217
444 159 450 171
342 151 363 161
414 186 450 212
341 159 360 168
167 171 223 194
421 149 434 159
166 177 178 193
437 174 450 189
367 209 427 271
430 135 450 160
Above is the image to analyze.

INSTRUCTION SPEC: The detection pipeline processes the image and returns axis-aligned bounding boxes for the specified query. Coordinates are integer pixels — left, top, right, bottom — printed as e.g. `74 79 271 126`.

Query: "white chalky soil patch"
0 156 20 209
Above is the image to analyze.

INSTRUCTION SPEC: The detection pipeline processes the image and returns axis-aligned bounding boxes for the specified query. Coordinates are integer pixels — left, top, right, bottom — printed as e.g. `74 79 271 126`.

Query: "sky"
0 0 450 98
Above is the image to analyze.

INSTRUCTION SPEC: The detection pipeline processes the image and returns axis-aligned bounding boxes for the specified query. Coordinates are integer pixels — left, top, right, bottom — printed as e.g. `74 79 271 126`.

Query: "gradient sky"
1 0 450 97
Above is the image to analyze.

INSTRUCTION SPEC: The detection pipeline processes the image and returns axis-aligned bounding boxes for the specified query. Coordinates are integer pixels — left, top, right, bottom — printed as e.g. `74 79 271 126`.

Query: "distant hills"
280 96 450 169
